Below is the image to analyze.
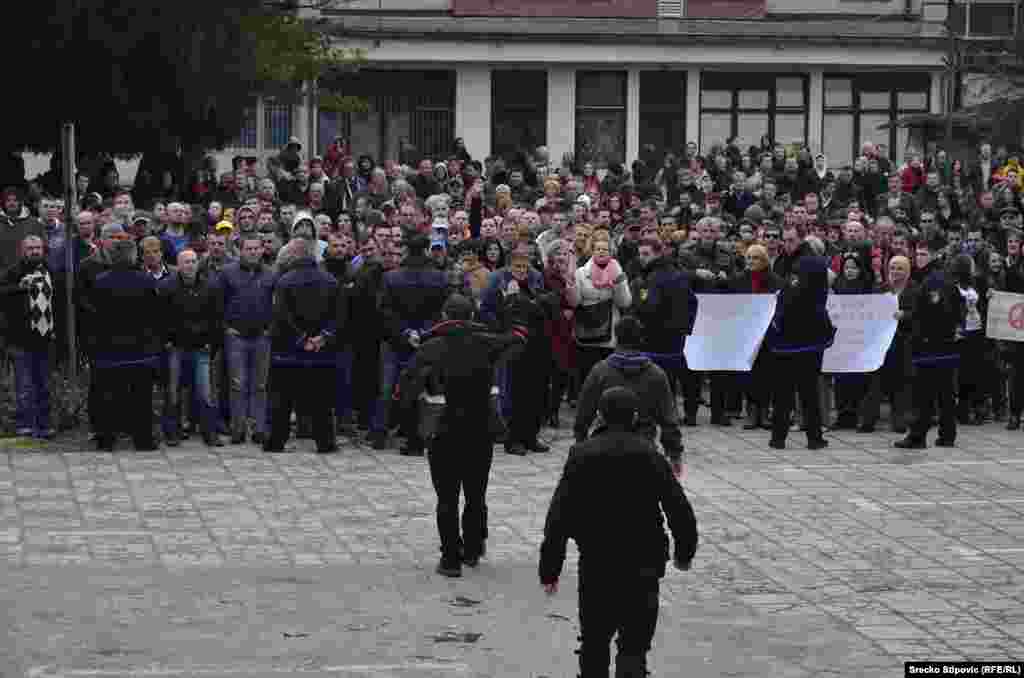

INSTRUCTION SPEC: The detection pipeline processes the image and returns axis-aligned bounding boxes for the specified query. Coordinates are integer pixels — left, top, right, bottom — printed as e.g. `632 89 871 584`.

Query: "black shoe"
894 437 926 449
95 438 115 452
856 425 875 433
548 413 560 428
891 423 907 434
317 444 338 454
524 439 550 453
263 445 286 453
462 553 480 568
135 443 159 452
768 439 786 449
935 438 956 447
807 438 829 451
684 414 698 427
505 442 527 456
831 418 856 431
1008 416 1021 431
165 436 181 447
400 440 424 456
435 558 462 578
230 433 246 445
251 432 266 446
203 434 225 447
710 415 731 427
368 431 388 450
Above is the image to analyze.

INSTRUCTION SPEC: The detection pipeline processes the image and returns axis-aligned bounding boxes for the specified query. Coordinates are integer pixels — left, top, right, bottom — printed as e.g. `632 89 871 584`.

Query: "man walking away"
540 386 698 678
399 294 527 578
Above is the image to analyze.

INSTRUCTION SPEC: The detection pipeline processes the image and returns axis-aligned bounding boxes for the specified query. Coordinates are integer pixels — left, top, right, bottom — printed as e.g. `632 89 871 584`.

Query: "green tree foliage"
0 1 364 160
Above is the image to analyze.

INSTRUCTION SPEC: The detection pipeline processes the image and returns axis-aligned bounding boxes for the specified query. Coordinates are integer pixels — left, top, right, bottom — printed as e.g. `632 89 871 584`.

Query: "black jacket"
87 264 165 363
158 272 223 351
399 319 525 434
765 256 837 355
911 272 965 367
0 259 55 349
574 351 683 462
270 258 342 366
379 255 449 350
539 429 698 583
630 256 698 352
350 260 388 344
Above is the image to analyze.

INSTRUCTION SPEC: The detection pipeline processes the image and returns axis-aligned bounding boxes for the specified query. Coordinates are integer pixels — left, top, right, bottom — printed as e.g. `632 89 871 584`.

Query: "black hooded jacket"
766 255 837 354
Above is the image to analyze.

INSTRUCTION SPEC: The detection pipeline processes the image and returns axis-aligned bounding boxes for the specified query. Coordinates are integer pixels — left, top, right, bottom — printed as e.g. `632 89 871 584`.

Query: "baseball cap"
1002 206 1020 217
430 235 447 250
215 220 234 233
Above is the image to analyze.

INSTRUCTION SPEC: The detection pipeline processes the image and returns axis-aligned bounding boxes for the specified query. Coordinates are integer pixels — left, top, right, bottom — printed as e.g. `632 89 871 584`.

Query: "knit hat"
215 220 234 233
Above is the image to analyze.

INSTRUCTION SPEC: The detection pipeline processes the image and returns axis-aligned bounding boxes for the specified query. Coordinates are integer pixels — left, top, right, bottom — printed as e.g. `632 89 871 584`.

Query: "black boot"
1008 415 1021 431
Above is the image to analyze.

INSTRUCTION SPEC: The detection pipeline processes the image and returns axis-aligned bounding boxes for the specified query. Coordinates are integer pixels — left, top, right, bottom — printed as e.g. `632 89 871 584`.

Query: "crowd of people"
0 133 1023 451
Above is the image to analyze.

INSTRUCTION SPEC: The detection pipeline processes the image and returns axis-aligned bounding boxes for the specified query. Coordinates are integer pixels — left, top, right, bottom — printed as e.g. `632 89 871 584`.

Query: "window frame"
638 70 687 157
491 69 549 163
822 73 931 164
698 73 810 153
574 70 629 169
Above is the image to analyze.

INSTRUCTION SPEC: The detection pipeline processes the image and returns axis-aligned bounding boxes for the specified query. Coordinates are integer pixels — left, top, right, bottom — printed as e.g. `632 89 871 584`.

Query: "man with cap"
574 315 685 475
264 237 343 454
369 232 450 453
86 238 165 451
399 294 528 577
279 136 303 175
895 268 965 449
0 187 45 273
540 385 698 678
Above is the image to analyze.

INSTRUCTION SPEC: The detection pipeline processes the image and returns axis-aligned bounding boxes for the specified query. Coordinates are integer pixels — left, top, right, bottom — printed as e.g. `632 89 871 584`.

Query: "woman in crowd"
542 238 579 427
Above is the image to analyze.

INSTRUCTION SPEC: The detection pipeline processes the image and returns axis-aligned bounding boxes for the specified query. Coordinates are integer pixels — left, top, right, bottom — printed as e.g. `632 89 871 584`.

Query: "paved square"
1 416 1023 677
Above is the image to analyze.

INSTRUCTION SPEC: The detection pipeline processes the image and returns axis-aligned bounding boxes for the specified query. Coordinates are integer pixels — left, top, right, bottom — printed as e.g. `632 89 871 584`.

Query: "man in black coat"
894 269 965 449
86 239 165 451
369 234 449 454
265 238 344 454
400 294 526 577
158 249 224 447
630 236 700 424
540 386 698 678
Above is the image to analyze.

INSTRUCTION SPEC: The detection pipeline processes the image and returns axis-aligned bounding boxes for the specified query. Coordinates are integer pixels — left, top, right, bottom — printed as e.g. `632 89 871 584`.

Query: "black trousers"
351 339 380 427
957 331 988 417
93 365 156 449
428 424 494 561
771 352 825 445
509 348 548 444
267 365 334 451
909 365 956 444
577 568 660 678
1010 345 1024 417
707 372 733 420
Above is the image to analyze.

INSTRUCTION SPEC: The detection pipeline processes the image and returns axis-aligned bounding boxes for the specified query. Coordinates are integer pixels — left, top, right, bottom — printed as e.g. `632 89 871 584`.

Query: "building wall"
767 0 920 14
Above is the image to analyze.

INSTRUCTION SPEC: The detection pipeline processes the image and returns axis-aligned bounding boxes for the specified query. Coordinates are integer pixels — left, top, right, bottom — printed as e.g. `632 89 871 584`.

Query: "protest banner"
822 293 898 373
684 294 777 371
986 290 1024 342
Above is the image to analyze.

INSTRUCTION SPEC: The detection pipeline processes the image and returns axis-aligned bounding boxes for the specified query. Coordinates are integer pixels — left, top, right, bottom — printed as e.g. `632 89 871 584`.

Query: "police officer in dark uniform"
765 255 837 450
894 268 965 449
540 386 698 678
369 233 449 454
630 236 700 424
264 238 344 454
87 238 165 451
400 294 527 577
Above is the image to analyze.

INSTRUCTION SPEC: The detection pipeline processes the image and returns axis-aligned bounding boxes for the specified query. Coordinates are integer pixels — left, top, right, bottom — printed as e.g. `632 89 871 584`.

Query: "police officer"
264 238 343 454
370 233 449 454
894 268 965 449
629 236 700 425
400 294 527 577
540 386 698 678
86 238 165 451
765 255 837 450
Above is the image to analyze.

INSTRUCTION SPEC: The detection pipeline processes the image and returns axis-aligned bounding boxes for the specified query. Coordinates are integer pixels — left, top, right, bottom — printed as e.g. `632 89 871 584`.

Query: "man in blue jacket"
265 238 343 454
369 233 449 454
213 233 277 445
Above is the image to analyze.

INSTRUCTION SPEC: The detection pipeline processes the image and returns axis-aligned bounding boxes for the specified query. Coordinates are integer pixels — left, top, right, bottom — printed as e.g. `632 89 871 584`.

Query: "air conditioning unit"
658 0 684 18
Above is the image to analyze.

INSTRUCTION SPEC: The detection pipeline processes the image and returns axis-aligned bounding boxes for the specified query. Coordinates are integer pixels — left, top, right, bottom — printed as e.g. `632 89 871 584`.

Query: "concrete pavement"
0 415 1022 677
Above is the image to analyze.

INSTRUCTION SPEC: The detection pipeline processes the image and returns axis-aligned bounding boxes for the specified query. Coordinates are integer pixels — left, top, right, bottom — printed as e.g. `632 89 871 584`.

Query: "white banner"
986 290 1024 342
684 294 777 372
822 293 899 373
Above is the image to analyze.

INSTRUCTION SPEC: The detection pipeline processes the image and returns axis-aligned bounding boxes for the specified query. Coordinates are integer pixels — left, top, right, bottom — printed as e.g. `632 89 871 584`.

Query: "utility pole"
61 123 78 381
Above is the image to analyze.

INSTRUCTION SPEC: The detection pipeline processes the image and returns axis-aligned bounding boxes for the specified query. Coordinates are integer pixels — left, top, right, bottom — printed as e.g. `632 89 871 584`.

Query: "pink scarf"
590 258 622 289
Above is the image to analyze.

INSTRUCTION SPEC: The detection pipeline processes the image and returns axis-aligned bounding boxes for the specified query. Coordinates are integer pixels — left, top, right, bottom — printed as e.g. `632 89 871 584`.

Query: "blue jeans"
371 342 414 434
224 333 270 437
163 348 216 437
336 348 353 420
10 346 51 435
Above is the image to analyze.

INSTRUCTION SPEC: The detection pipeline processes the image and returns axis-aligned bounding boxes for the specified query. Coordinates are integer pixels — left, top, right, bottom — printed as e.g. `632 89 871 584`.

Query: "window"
575 71 627 168
264 98 294 150
492 70 548 163
949 1 1020 37
233 103 258 150
317 111 352 158
639 71 686 157
822 74 930 167
699 73 809 154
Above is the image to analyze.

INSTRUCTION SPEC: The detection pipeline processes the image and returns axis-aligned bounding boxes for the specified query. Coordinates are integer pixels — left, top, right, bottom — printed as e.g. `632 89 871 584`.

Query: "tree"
0 0 365 185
